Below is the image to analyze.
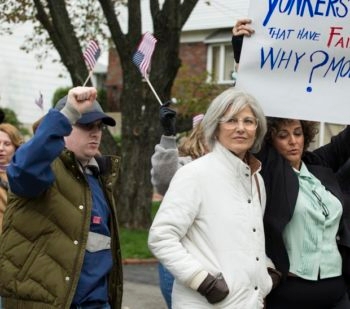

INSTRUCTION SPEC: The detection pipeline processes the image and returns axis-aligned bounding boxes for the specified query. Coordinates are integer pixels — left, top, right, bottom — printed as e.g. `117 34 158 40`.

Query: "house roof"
135 0 250 33
182 0 250 31
204 29 233 44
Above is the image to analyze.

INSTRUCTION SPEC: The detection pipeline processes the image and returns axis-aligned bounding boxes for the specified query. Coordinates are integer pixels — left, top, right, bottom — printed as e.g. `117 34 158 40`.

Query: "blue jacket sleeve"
7 109 72 198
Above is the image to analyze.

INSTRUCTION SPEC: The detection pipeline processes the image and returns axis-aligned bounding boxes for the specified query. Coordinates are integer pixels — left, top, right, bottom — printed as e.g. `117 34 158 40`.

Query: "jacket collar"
59 149 120 180
78 157 100 176
213 141 262 175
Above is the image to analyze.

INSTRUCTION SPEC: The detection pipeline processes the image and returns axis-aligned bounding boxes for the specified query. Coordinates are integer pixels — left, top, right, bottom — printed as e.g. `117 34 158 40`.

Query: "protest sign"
236 0 350 124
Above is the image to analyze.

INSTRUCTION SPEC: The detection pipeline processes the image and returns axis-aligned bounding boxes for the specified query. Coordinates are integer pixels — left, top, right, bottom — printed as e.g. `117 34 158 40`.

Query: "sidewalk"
121 193 166 308
122 262 167 309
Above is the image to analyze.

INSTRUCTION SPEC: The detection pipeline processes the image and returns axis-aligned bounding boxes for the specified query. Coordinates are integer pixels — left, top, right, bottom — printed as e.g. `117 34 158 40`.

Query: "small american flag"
35 92 44 110
132 32 157 78
83 40 101 71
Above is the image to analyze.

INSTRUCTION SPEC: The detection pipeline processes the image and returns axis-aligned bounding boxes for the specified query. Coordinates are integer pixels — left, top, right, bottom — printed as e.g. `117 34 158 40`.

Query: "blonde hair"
0 123 23 149
178 123 208 159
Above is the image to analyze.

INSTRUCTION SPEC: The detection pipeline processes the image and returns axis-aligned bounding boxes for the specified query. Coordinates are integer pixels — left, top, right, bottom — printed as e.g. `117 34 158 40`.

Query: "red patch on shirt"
92 216 102 224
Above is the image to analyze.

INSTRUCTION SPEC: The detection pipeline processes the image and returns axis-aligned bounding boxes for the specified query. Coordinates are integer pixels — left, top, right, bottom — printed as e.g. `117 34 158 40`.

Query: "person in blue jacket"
0 86 123 309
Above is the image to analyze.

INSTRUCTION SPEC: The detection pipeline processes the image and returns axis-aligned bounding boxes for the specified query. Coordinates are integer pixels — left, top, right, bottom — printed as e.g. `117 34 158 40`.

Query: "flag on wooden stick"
35 92 44 110
132 32 157 78
83 40 101 71
132 32 162 105
82 40 101 86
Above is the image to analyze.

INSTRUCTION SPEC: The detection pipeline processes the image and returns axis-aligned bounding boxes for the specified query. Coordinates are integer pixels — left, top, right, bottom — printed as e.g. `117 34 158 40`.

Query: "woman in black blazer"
232 19 350 309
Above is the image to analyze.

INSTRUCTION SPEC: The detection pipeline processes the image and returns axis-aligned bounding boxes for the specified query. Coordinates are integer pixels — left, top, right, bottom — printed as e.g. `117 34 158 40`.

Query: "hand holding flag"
132 32 162 105
83 40 101 86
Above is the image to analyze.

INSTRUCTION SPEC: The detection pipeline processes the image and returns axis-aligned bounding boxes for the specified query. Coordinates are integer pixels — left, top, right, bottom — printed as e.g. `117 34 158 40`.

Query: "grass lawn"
120 201 161 260
120 227 154 259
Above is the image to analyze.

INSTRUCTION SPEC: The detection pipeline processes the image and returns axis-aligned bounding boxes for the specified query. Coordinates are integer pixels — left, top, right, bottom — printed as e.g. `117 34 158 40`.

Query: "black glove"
197 273 229 304
0 109 4 124
159 101 176 136
231 35 243 63
267 267 282 289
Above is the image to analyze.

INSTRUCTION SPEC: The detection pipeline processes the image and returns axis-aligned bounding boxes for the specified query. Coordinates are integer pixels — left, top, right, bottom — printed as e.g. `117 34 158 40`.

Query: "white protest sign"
236 0 350 125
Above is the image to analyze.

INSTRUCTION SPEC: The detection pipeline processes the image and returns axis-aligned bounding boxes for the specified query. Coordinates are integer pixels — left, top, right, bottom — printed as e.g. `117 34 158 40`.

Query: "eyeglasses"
75 122 105 131
219 116 258 130
312 190 329 217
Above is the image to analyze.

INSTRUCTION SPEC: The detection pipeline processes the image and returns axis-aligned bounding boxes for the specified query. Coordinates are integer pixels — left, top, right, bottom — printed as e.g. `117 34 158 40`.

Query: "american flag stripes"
83 40 101 71
132 32 158 78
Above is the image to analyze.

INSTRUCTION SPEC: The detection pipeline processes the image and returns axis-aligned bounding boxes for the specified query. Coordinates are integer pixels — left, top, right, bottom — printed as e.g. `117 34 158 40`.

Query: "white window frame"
206 43 235 84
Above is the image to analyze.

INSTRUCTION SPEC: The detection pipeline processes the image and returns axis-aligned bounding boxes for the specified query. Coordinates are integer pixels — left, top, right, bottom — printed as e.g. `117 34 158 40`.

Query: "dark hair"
265 117 319 151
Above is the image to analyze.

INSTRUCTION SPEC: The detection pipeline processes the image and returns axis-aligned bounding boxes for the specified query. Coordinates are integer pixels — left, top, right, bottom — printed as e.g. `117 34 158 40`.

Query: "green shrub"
97 88 107 111
1 108 30 137
52 87 71 107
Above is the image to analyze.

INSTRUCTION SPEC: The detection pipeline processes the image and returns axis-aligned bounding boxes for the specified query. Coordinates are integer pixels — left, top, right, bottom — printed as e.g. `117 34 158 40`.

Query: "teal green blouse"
282 162 342 280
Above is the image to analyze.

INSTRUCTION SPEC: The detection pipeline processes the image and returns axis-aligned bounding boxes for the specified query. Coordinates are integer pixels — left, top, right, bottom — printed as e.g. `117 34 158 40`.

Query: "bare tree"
0 0 199 228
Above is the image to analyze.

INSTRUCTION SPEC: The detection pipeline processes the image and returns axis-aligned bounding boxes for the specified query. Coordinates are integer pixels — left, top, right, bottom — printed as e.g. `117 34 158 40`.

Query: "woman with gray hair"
148 87 272 308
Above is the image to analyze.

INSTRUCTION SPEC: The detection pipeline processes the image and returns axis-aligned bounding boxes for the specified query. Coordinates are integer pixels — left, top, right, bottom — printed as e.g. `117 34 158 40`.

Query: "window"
93 73 107 90
310 122 346 149
207 44 236 84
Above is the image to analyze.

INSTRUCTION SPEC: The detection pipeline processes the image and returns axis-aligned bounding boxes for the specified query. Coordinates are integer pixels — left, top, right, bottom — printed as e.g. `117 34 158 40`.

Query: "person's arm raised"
231 18 255 65
7 87 97 198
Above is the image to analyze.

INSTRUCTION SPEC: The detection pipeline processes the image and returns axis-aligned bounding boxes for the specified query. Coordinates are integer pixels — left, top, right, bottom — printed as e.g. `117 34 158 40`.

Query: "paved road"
122 263 167 309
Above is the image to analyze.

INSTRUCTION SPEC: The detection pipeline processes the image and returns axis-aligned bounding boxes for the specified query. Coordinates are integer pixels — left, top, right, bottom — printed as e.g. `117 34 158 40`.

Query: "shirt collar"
294 161 312 179
78 157 100 176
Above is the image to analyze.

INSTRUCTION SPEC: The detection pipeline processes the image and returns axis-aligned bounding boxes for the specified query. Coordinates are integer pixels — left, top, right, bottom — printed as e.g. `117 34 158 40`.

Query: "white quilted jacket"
148 142 272 309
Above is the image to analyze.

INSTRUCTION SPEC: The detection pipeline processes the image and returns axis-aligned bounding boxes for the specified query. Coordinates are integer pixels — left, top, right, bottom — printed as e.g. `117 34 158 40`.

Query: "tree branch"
128 1 141 40
149 0 160 22
34 0 89 85
180 0 199 28
98 0 128 56
33 0 54 37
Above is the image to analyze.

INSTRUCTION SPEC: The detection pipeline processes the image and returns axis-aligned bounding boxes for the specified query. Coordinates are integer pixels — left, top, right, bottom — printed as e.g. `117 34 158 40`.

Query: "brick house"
87 0 346 145
103 0 249 112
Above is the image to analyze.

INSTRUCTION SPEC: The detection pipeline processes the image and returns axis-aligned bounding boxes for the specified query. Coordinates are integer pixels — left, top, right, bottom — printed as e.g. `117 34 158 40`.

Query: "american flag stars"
132 32 158 78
